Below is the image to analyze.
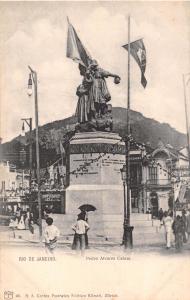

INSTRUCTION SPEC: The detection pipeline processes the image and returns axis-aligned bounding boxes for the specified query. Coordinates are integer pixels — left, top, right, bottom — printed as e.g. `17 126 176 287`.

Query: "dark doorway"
150 192 158 218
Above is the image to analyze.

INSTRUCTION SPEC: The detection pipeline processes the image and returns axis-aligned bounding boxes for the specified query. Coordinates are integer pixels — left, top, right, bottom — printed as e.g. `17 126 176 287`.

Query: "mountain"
0 107 186 168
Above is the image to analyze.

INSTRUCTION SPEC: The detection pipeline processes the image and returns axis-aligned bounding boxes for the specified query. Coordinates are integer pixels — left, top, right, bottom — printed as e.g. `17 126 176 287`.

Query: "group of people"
9 205 89 256
75 60 120 131
9 205 55 234
160 209 190 251
9 207 34 232
9 204 190 254
44 210 89 256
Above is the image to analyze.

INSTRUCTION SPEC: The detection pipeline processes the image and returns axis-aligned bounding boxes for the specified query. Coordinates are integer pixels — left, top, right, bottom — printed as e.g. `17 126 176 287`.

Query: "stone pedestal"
65 131 126 239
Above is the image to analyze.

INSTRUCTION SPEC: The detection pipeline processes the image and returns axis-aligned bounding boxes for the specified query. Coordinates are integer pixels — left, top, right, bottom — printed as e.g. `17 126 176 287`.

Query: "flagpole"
123 15 134 249
183 74 190 173
126 15 131 226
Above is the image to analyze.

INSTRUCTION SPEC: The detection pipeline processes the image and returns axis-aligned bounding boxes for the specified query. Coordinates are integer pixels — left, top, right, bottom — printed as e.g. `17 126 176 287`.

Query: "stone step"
131 220 153 227
47 213 156 222
42 214 162 239
131 213 151 221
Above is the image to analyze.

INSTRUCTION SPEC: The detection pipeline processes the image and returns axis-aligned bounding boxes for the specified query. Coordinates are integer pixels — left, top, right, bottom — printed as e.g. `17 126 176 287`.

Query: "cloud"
1 2 189 142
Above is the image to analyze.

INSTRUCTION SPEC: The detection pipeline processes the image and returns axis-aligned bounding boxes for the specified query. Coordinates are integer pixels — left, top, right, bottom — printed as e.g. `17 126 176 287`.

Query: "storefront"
25 190 66 214
0 190 66 216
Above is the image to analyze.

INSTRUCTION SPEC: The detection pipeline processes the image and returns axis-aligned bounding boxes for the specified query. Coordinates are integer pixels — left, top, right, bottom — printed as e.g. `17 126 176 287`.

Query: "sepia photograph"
0 1 190 300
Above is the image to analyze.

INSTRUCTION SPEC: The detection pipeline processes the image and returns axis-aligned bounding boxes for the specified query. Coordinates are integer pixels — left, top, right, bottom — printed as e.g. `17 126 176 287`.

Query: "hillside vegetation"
0 107 186 168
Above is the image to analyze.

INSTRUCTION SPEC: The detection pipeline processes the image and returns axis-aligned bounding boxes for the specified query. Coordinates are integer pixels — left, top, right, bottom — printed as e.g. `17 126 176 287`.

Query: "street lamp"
120 164 134 249
27 74 33 96
27 66 42 239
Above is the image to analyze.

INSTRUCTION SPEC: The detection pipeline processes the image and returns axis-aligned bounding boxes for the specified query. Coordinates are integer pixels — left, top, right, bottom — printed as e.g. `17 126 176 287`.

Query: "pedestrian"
17 214 26 230
9 216 18 238
80 211 89 249
44 208 53 220
9 216 18 228
72 211 89 250
24 209 29 229
72 213 90 256
186 209 190 240
15 207 21 223
44 217 60 255
146 207 152 220
161 211 173 249
172 215 184 251
158 208 164 222
25 208 34 234
181 209 188 243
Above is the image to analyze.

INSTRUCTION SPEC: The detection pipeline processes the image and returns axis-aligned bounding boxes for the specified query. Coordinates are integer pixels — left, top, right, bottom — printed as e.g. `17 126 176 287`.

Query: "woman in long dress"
75 69 93 123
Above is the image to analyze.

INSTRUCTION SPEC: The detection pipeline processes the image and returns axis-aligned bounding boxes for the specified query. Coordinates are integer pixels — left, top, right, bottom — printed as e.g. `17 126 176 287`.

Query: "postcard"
0 1 190 300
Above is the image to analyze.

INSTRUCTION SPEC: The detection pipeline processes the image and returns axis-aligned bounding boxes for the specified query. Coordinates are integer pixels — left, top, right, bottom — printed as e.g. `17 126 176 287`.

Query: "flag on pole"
60 141 65 157
123 39 147 88
66 17 92 67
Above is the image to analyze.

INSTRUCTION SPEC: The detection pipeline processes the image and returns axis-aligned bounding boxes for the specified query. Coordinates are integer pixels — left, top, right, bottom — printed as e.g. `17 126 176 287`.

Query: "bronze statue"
75 60 120 132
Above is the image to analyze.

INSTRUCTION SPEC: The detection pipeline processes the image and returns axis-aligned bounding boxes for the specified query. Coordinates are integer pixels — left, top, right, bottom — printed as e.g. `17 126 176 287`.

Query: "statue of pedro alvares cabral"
66 19 120 132
75 60 120 132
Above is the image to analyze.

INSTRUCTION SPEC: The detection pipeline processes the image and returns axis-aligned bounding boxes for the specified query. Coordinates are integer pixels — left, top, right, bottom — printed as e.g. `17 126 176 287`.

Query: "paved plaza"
1 240 190 300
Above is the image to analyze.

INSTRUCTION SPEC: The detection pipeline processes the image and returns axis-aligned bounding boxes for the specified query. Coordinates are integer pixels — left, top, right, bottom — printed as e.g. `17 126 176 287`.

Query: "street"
1 240 190 300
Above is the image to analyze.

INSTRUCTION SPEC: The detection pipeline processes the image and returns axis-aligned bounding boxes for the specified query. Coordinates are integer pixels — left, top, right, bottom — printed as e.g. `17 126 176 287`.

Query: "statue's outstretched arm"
107 73 120 79
99 68 120 79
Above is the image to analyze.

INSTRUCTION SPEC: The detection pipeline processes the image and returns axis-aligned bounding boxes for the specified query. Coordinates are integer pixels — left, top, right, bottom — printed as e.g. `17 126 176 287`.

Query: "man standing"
72 213 90 256
172 215 184 251
158 208 164 222
182 209 188 243
161 211 173 249
186 209 190 240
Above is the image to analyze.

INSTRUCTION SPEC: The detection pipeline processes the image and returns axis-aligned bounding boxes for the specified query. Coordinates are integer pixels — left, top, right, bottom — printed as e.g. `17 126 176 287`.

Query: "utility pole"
21 118 32 193
183 74 190 174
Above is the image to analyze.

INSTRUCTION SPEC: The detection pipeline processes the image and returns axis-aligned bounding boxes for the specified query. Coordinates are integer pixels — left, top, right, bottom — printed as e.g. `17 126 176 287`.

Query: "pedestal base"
66 184 124 238
65 132 125 239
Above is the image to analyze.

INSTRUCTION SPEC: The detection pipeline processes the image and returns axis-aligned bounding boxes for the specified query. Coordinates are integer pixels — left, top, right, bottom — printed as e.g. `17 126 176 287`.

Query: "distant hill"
0 107 186 168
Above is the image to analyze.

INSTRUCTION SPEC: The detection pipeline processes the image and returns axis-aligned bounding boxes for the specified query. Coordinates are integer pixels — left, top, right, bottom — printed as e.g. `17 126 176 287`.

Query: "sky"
0 1 190 143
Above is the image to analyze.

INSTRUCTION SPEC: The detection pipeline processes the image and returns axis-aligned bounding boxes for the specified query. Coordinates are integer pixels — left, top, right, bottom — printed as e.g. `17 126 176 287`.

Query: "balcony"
146 179 172 189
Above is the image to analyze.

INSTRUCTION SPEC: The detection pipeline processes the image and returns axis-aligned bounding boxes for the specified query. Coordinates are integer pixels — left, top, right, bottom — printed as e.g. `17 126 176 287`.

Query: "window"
130 164 142 186
148 167 157 184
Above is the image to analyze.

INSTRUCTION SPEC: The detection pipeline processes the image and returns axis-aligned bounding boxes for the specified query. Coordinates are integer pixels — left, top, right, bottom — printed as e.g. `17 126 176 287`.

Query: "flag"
66 17 92 67
123 39 147 88
60 141 65 157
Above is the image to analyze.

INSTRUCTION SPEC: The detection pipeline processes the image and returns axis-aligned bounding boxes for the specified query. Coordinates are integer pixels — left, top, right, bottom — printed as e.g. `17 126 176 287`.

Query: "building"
176 147 190 183
144 143 178 216
0 161 30 214
129 140 189 217
0 161 30 192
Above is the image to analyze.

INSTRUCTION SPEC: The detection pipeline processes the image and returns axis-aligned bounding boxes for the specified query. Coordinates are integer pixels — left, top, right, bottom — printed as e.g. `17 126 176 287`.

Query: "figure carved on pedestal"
75 60 120 132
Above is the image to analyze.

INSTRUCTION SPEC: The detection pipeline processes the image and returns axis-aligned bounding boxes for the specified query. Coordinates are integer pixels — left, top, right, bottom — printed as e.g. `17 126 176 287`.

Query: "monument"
65 19 125 240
